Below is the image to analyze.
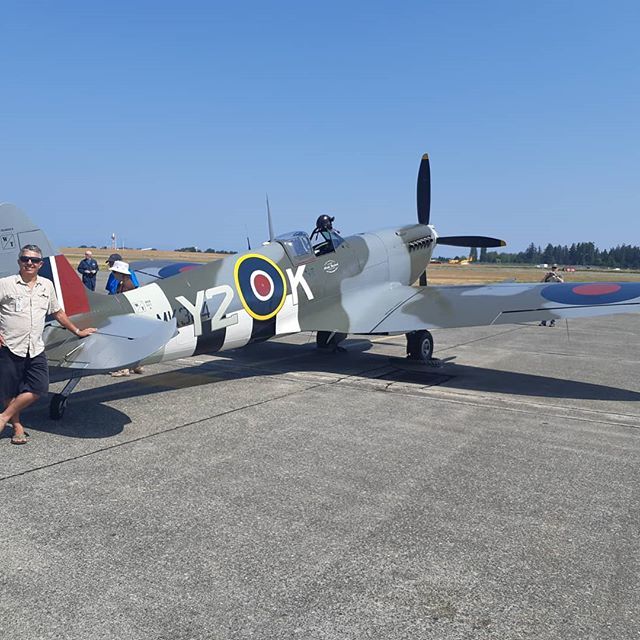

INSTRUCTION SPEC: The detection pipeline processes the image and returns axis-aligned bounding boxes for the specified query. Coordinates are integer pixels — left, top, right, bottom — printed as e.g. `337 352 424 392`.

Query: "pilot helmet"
316 214 335 231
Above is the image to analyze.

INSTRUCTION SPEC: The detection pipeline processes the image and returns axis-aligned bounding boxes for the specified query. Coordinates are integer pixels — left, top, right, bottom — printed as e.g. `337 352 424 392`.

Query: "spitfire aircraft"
2 154 640 420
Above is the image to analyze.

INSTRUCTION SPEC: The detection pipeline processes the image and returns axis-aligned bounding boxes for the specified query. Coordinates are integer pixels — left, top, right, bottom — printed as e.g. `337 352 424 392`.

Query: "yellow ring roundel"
234 254 288 321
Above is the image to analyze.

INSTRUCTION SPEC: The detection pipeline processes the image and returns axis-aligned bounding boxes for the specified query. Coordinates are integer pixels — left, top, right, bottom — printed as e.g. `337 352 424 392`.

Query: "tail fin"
0 203 57 275
0 202 90 316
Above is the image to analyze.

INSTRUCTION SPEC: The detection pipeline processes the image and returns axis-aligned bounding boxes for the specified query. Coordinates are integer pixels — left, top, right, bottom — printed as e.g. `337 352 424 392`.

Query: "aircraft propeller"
437 235 506 248
416 153 506 285
416 153 431 225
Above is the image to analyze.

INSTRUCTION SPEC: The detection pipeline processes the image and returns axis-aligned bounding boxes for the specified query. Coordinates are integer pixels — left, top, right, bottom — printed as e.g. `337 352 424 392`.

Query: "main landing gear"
49 377 81 420
315 329 436 364
405 330 434 363
316 331 348 353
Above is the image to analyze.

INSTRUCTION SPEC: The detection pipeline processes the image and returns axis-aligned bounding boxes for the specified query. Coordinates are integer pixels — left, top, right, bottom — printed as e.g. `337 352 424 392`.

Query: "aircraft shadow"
437 363 640 400
7 399 129 440
37 338 640 427
217 340 640 401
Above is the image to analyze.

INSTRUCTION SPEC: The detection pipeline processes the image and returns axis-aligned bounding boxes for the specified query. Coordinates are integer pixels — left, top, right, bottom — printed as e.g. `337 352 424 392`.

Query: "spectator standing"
105 253 139 294
77 250 99 291
109 260 137 294
108 261 144 376
0 245 96 444
540 264 564 327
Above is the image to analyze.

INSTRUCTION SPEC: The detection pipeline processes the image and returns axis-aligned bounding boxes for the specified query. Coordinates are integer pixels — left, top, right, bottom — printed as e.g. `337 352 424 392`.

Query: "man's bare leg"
0 392 39 439
0 398 13 437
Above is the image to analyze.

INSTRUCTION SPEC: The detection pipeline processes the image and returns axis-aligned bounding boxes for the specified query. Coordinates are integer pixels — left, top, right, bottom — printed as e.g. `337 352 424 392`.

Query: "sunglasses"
19 256 43 264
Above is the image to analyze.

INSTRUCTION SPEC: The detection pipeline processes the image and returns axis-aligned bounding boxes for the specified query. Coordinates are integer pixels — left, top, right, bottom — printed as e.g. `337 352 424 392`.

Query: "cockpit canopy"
311 229 344 256
275 231 315 264
276 229 346 262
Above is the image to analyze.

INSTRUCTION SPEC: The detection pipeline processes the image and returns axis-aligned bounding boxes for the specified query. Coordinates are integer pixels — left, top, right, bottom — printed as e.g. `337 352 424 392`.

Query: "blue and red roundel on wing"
234 254 287 320
541 282 640 305
157 263 201 278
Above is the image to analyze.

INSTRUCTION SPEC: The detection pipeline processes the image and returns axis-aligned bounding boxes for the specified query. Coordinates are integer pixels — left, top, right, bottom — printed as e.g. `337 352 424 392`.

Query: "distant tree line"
77 244 237 254
435 242 640 269
176 246 237 254
80 244 158 250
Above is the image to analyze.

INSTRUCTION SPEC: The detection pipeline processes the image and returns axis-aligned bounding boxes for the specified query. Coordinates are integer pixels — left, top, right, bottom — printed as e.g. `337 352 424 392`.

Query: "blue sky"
1 0 638 254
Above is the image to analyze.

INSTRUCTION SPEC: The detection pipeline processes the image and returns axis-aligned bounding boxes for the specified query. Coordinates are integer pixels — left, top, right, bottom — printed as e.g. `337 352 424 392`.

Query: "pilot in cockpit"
310 214 342 256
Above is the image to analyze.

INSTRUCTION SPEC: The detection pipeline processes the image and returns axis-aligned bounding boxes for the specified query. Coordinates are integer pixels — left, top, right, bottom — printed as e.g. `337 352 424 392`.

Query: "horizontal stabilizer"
46 314 177 372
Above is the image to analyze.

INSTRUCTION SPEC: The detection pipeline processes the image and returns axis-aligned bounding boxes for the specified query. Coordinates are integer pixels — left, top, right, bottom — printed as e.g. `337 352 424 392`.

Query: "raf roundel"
234 254 287 320
541 282 640 305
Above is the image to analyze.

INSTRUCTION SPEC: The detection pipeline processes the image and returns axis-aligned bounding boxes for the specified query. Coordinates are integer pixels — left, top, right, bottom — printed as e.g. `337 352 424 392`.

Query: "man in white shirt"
0 245 96 444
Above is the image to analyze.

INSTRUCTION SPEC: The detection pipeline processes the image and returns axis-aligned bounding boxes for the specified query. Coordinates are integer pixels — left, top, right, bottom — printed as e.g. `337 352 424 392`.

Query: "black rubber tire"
406 330 434 362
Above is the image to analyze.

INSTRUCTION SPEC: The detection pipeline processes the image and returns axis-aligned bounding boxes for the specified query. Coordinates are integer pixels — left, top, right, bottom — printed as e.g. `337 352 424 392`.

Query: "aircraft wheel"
406 330 434 362
49 394 68 420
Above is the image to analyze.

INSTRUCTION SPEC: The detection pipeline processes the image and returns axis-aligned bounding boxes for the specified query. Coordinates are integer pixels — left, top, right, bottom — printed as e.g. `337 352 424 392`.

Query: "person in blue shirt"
106 259 144 376
105 253 139 294
77 250 99 291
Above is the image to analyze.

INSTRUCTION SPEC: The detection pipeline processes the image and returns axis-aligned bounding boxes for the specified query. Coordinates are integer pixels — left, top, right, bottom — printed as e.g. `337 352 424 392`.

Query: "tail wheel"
49 394 68 420
406 330 434 362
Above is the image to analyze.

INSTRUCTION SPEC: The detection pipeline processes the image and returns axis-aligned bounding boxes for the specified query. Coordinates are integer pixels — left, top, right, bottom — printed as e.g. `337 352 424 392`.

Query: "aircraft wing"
129 259 203 285
45 314 177 372
300 281 640 334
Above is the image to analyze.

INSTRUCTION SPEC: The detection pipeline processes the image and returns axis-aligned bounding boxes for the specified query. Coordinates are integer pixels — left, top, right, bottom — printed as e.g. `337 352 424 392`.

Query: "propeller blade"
437 235 506 248
417 153 431 225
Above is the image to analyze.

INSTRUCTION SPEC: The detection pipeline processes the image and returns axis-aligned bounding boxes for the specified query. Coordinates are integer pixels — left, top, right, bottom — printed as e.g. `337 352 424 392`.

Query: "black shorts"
0 347 49 400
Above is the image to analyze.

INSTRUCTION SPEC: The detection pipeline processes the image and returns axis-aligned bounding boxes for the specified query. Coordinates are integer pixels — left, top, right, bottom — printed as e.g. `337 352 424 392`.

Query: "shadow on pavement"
14 397 130 439
33 339 640 430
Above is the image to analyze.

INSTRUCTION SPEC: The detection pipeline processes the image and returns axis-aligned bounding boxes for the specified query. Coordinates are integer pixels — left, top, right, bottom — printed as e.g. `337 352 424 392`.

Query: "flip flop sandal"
11 432 29 445
111 369 130 377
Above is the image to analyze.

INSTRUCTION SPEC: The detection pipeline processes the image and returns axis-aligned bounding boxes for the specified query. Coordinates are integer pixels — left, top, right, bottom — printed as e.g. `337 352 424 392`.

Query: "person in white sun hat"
109 260 144 376
109 260 137 293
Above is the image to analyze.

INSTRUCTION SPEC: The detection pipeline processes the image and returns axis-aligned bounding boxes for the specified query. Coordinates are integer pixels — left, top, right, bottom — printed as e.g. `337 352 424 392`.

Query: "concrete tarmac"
1 315 639 639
